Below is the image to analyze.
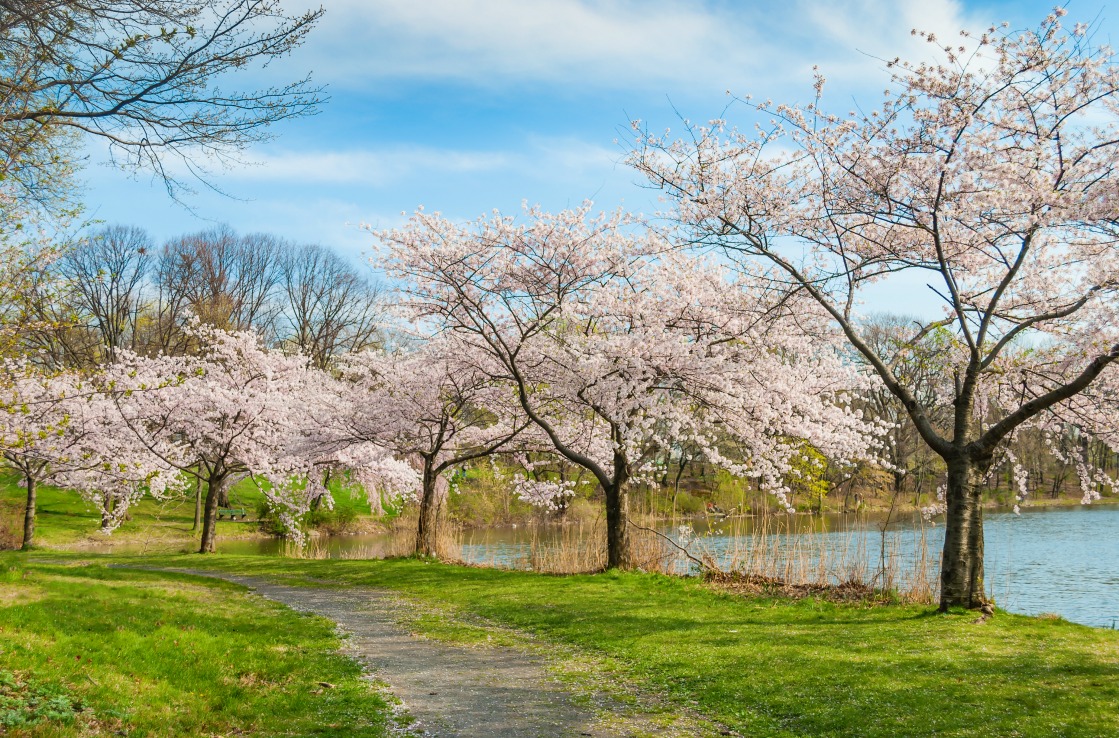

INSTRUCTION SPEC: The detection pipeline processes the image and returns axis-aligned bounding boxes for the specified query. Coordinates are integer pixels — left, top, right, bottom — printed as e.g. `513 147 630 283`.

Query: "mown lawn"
115 554 1119 738
0 556 392 736
0 474 268 549
0 473 378 551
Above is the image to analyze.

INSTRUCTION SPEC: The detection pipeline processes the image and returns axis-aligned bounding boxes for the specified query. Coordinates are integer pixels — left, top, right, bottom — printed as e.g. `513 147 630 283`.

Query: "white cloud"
224 137 621 188
307 0 992 95
312 0 755 90
799 0 992 74
235 147 514 185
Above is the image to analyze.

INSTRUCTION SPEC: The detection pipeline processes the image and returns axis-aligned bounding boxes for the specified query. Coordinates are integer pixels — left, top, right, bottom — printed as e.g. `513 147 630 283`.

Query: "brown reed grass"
282 497 939 605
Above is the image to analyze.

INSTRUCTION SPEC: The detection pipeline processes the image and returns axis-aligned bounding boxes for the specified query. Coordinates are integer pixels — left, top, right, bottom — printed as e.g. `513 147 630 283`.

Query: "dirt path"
167 571 728 738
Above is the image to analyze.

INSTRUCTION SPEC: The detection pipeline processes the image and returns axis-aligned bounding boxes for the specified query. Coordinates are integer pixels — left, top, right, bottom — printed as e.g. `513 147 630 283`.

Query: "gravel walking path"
170 571 686 737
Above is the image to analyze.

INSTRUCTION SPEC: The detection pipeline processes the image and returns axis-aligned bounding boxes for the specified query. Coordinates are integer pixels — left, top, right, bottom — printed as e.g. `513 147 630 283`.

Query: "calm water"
982 506 1119 628
680 505 1119 628
90 504 1119 628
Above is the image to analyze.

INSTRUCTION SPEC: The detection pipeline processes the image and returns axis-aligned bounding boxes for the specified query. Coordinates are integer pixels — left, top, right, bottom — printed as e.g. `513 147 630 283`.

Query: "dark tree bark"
603 482 630 570
198 474 225 554
939 458 987 609
415 459 440 558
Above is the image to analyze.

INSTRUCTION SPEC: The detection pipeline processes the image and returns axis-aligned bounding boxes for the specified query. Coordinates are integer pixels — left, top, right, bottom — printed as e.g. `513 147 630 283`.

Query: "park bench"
218 507 248 520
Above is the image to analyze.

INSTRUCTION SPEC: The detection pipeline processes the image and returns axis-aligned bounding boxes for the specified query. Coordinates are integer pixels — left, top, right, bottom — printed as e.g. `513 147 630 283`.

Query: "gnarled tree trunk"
415 460 448 557
603 446 632 570
100 496 115 533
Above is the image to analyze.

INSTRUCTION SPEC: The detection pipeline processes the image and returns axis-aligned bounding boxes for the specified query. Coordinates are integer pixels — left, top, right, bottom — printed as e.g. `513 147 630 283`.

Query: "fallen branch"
626 519 714 573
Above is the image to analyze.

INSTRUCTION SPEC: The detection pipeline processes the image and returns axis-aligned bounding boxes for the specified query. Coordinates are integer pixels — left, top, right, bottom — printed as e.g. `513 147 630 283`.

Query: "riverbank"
7 466 1114 555
13 552 1117 738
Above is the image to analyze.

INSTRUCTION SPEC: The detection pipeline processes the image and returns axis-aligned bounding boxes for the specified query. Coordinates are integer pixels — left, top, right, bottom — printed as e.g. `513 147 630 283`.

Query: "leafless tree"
59 225 152 362
150 226 282 350
0 0 324 202
277 243 385 368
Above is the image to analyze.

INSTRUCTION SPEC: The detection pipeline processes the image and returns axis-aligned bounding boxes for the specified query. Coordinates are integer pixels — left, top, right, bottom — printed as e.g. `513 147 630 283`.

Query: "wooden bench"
218 507 248 520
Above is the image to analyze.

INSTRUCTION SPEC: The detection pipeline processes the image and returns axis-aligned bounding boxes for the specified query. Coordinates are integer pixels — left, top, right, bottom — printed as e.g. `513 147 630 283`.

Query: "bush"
673 491 707 516
307 501 359 535
447 464 536 526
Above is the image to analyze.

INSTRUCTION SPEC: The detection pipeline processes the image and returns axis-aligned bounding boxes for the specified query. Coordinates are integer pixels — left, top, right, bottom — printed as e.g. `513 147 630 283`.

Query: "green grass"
98 554 1119 738
0 473 383 551
0 556 391 736
0 473 271 549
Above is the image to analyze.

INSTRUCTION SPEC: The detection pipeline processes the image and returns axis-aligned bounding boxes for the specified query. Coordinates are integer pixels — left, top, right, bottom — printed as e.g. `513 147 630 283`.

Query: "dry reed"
282 500 939 604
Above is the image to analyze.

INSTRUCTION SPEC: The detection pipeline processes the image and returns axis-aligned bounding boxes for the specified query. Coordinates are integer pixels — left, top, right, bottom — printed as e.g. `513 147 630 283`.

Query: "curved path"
167 571 725 738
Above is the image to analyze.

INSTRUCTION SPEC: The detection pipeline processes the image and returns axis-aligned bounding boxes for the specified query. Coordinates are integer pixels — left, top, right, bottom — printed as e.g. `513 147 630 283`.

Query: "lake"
99 503 1119 628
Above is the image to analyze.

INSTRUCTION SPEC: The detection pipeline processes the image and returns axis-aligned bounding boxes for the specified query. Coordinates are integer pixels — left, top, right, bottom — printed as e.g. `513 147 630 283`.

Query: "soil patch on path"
167 570 730 738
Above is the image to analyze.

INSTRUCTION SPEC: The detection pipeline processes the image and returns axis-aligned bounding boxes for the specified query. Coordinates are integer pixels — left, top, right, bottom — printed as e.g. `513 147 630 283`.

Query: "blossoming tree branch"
632 10 1119 609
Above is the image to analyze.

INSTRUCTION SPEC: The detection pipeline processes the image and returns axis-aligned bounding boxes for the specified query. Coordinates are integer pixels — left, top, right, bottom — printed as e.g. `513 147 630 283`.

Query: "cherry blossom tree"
318 441 420 518
0 364 178 548
0 366 86 549
104 324 327 553
59 389 185 534
331 336 530 557
632 11 1119 608
374 204 879 569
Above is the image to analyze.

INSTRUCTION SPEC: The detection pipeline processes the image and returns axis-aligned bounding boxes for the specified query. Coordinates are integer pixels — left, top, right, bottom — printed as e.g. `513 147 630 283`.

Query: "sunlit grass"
0 557 391 736
0 473 270 549
0 473 378 551
120 554 1119 738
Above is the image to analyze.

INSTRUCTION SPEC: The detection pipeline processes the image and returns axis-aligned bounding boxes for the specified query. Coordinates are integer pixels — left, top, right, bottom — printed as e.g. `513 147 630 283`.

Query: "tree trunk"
100 496 115 532
20 474 35 551
192 476 203 531
415 462 440 557
604 481 630 569
939 458 987 610
198 475 225 554
217 482 231 508
310 469 331 512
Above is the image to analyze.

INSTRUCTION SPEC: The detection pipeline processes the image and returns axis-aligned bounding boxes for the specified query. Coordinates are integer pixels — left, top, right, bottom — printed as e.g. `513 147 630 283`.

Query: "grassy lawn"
0 474 378 551
0 474 268 549
0 555 392 736
89 554 1119 738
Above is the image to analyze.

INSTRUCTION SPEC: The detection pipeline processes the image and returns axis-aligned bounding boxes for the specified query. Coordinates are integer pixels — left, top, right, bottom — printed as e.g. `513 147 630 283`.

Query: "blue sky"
78 0 1115 315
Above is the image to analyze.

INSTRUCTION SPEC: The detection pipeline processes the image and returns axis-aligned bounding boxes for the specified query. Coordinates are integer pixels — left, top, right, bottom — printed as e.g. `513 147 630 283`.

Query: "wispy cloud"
234 147 515 185
226 137 622 188
313 0 752 90
309 0 988 94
